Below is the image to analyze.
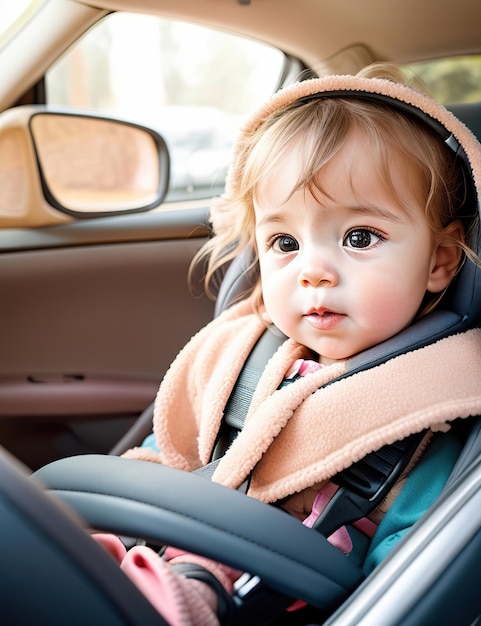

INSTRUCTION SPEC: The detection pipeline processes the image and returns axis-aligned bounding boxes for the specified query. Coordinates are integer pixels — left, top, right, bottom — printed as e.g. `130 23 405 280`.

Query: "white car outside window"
46 12 286 204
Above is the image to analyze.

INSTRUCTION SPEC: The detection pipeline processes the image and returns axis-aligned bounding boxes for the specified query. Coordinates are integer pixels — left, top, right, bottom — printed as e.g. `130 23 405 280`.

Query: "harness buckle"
312 431 427 537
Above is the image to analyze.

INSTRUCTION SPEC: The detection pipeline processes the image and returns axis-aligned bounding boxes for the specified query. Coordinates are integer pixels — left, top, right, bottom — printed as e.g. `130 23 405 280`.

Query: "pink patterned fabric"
285 358 325 379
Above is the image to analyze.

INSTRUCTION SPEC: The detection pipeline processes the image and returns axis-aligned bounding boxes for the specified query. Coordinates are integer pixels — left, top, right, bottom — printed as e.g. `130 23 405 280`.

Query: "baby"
98 64 481 625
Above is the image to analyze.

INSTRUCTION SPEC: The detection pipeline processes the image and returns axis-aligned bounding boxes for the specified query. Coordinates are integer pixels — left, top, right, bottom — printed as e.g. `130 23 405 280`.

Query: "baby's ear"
427 220 464 293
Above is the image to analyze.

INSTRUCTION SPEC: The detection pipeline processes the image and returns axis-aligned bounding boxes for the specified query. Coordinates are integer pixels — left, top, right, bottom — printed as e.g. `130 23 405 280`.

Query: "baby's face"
254 130 443 364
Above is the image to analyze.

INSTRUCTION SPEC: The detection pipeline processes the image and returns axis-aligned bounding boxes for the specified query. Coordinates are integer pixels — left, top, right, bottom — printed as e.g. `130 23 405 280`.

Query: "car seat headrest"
449 102 481 144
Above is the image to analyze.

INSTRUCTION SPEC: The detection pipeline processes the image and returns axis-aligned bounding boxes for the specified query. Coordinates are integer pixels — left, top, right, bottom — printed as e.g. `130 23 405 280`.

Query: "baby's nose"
298 259 339 287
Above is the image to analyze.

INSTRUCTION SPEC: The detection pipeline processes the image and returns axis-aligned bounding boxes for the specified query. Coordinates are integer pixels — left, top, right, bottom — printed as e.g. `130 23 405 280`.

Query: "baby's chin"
272 321 359 363
301 341 356 365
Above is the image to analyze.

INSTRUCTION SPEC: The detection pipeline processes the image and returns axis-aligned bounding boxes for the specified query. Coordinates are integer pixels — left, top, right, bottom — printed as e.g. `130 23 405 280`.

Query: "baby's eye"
272 234 299 253
343 228 383 249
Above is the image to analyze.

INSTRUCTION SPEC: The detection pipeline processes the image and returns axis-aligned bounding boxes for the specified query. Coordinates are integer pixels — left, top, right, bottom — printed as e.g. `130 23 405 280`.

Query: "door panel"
0 209 215 468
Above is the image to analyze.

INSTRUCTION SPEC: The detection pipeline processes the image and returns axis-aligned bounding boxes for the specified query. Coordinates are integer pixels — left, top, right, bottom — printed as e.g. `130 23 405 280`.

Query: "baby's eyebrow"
254 202 407 228
347 204 404 222
255 212 286 228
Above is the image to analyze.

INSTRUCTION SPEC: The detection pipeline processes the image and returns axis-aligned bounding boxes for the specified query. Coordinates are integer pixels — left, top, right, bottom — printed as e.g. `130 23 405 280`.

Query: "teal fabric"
141 432 159 453
362 430 463 574
345 526 372 567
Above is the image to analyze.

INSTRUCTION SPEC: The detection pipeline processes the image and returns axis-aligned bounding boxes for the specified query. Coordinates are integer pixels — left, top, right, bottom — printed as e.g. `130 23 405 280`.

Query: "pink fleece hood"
215 74 481 224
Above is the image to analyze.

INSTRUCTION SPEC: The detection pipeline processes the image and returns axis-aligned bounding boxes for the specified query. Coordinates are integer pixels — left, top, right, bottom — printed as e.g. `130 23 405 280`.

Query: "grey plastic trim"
326 456 481 625
0 206 210 253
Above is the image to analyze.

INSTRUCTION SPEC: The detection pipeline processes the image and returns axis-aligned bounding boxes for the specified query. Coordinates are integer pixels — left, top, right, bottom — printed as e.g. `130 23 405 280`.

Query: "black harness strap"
211 327 286 463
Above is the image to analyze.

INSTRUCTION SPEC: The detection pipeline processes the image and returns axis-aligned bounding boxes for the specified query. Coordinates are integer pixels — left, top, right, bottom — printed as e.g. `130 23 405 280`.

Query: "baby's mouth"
305 308 345 330
308 307 337 317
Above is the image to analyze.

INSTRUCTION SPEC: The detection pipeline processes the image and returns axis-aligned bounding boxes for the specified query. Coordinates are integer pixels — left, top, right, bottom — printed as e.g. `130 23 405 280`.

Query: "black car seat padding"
34 452 365 611
0 447 167 626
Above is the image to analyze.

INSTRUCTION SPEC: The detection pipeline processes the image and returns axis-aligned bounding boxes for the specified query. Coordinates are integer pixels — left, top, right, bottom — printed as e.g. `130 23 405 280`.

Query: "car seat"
2 101 481 626
109 102 481 459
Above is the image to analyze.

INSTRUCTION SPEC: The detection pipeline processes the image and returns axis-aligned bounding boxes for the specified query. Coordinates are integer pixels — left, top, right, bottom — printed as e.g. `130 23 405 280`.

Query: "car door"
0 8 287 469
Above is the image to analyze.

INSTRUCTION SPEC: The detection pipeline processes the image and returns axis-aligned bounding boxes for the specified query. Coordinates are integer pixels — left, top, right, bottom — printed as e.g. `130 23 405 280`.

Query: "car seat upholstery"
0 447 167 626
450 102 481 143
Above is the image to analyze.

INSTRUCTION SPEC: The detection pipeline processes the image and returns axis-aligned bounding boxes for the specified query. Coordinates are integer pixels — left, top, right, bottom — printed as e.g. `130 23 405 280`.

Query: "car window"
46 13 285 204
0 0 41 46
403 55 481 105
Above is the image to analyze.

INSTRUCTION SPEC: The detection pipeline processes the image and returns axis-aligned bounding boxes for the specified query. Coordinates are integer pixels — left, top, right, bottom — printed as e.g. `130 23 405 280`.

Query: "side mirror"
29 111 170 218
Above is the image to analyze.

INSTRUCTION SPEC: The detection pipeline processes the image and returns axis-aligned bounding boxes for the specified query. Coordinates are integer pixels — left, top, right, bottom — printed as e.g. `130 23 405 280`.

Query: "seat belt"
210 327 287 463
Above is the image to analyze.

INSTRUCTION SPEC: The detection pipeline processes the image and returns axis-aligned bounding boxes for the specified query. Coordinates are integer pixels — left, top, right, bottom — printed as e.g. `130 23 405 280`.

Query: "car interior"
1 1 481 625
3 97 481 624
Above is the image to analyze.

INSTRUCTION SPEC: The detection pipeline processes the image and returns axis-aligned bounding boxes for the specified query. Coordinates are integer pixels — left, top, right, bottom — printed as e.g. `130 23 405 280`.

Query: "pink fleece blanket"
124 298 481 503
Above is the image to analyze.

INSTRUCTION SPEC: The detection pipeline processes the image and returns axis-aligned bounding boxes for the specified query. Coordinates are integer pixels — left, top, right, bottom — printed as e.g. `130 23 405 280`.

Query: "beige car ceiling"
75 0 481 69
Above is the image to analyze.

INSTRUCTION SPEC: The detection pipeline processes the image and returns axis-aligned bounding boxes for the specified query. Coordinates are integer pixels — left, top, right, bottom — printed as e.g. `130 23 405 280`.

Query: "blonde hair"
193 67 475 313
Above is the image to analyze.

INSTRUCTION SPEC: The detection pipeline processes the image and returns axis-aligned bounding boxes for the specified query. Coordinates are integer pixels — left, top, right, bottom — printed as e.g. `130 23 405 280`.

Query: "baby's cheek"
366 291 416 336
272 307 298 339
263 288 290 328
